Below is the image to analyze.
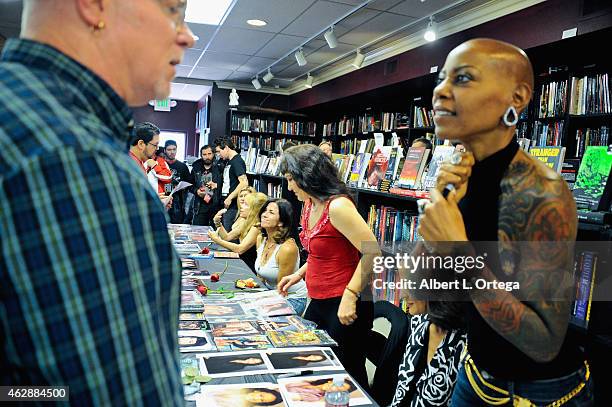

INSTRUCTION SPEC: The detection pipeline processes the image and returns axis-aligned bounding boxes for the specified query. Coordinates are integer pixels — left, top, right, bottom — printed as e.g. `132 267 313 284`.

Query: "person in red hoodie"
149 147 172 194
129 122 172 208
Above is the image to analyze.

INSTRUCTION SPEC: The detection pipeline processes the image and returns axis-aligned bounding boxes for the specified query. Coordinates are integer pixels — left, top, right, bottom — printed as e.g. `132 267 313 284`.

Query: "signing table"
169 224 379 407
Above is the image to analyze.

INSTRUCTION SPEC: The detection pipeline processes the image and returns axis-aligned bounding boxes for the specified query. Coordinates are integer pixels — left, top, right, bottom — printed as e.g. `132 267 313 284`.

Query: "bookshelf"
228 106 318 157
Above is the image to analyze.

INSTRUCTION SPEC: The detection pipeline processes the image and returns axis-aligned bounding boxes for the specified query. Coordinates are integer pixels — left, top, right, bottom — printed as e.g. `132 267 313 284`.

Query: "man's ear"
74 0 106 28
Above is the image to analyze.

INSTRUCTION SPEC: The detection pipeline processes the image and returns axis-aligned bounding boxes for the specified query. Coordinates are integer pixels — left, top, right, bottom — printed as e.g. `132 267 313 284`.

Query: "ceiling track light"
324 25 338 49
262 68 274 83
295 48 307 66
304 73 314 88
424 16 437 42
351 50 365 68
251 76 262 90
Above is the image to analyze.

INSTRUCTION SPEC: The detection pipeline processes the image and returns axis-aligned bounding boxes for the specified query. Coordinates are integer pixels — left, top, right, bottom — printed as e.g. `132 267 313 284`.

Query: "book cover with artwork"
572 146 612 210
529 146 566 173
561 158 581 190
421 145 454 190
365 147 389 189
349 152 366 187
267 329 337 348
397 147 429 189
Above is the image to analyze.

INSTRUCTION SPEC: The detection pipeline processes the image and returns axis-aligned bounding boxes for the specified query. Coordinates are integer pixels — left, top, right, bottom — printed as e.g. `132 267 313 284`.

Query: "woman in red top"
278 144 379 388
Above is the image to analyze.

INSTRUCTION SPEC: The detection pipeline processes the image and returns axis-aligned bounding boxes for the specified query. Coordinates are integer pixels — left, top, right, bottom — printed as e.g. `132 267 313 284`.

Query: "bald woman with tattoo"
418 39 593 406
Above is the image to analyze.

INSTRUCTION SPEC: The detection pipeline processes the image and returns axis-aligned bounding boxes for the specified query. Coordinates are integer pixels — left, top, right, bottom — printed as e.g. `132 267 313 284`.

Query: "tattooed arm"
470 151 577 363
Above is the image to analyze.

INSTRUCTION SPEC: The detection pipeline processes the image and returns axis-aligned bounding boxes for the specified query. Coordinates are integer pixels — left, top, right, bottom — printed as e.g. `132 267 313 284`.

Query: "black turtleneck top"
459 140 582 380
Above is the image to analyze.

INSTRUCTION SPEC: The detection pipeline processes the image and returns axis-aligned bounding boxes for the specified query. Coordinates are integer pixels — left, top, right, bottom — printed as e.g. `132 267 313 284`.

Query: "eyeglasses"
156 0 187 28
147 142 159 148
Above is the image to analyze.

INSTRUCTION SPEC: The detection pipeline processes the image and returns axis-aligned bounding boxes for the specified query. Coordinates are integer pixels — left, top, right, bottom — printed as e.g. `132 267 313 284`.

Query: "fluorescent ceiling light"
295 48 307 66
247 19 268 27
185 0 233 25
324 26 338 49
262 68 274 83
352 50 365 68
252 76 262 90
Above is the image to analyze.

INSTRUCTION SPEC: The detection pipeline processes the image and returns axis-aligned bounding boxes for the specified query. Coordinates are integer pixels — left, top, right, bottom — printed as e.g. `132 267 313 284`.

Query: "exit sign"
154 99 171 111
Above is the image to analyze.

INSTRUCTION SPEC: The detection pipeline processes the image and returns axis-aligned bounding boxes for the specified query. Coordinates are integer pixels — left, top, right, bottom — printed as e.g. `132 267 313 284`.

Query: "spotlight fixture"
262 68 274 83
295 48 307 66
305 73 314 88
351 50 365 68
424 16 437 42
251 76 262 90
324 26 338 49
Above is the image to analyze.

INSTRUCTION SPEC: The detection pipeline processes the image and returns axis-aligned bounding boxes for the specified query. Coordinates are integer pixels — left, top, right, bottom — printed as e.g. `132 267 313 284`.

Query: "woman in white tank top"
256 198 308 315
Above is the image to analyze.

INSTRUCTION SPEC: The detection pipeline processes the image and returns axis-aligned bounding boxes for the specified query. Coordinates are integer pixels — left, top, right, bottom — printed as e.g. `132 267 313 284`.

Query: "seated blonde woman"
255 198 307 315
212 186 256 242
208 192 267 272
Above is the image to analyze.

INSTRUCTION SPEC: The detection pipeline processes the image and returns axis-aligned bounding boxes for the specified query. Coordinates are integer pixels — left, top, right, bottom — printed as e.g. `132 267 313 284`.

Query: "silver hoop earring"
503 106 518 126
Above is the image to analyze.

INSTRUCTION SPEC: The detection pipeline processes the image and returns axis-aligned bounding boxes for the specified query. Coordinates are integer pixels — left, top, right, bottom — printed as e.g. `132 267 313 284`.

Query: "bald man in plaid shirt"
0 0 195 405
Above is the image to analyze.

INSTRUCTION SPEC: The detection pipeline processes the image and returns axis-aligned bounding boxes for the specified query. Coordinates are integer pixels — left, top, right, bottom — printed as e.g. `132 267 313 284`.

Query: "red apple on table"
197 284 208 295
200 247 210 255
210 273 220 282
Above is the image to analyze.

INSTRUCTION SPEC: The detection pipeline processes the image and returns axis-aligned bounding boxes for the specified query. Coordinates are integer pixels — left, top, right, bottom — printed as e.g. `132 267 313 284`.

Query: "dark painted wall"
289 0 612 110
209 84 290 146
132 100 199 157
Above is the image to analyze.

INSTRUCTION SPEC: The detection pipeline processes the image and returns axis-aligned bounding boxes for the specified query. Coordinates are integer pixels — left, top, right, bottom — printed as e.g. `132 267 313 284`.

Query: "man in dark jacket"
165 139 193 223
191 145 221 226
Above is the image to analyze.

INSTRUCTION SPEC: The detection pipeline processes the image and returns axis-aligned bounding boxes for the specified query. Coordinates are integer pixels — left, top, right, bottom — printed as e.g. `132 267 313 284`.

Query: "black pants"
222 205 237 231
193 202 214 226
304 297 373 389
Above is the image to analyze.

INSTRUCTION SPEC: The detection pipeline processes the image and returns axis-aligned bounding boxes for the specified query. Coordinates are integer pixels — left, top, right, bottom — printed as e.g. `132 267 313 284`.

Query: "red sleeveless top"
300 197 360 299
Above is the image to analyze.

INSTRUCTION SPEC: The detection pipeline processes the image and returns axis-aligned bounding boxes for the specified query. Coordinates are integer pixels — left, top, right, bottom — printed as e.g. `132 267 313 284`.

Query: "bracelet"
345 286 360 298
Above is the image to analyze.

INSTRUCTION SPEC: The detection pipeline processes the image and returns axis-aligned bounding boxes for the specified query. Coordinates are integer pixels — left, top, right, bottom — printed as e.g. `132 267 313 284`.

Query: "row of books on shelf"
276 120 316 136
532 120 565 146
367 205 421 244
243 149 281 175
253 180 282 198
231 114 315 136
413 106 434 128
332 142 454 194
538 79 568 118
575 126 610 158
321 109 435 136
231 115 275 132
569 73 611 115
333 131 441 156
234 135 312 153
536 73 612 118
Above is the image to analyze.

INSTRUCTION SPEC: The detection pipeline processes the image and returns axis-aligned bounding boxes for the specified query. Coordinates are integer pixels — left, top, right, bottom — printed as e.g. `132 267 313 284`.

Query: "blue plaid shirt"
0 39 183 405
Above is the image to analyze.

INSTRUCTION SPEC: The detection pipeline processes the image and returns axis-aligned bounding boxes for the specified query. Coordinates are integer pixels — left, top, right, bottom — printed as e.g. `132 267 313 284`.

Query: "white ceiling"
0 0 544 96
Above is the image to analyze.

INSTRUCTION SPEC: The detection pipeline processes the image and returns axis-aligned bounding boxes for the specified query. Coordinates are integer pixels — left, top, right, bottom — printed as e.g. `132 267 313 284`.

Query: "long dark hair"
427 301 465 332
268 351 329 369
280 144 350 202
259 198 294 244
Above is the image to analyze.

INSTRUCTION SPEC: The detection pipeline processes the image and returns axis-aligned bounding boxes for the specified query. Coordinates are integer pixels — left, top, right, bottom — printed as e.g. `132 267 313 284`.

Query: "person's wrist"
345 286 360 299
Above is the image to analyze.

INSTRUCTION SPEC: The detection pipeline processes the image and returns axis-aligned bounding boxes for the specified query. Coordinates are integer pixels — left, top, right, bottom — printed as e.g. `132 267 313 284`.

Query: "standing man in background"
165 139 192 224
191 145 221 226
214 136 248 230
0 0 195 404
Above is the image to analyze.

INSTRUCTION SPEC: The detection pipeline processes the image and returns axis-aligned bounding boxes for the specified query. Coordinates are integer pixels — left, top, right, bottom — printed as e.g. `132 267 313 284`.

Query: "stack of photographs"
277 373 370 407
198 347 343 378
195 383 285 407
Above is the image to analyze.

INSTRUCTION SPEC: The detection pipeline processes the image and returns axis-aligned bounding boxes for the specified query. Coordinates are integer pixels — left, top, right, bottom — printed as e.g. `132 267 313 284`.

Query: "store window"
159 131 186 162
